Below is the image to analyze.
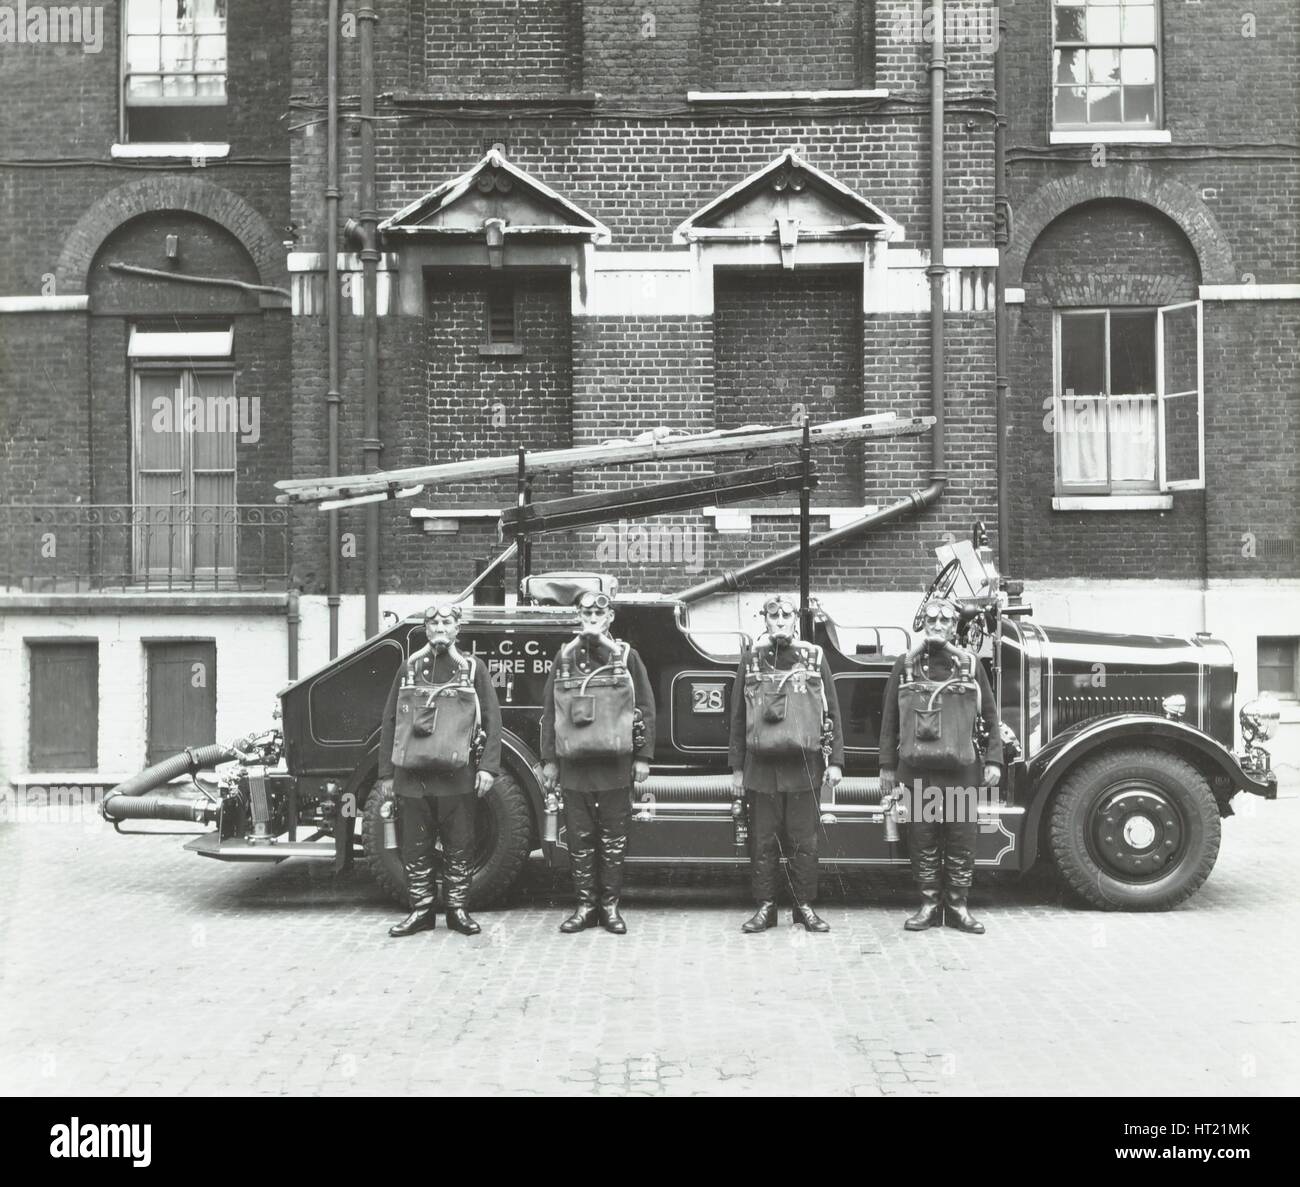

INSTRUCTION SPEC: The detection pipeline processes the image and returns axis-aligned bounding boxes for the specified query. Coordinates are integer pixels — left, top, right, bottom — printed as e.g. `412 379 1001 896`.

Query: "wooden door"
146 641 217 765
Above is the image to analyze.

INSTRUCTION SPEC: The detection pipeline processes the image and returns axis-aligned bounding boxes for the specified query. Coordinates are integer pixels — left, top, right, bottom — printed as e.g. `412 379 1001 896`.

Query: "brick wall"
714 269 864 504
701 0 865 91
424 0 580 94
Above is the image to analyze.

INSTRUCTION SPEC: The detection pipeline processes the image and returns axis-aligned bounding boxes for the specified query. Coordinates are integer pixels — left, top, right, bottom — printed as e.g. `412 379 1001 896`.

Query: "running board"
185 833 357 863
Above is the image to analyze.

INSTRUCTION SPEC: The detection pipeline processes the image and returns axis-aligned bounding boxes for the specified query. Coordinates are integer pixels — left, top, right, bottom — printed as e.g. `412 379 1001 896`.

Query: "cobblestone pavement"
1 769 1297 1097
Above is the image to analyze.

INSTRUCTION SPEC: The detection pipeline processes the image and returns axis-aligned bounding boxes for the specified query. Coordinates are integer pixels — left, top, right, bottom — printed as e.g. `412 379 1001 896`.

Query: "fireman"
541 589 655 935
729 595 844 934
378 603 502 938
879 595 1002 934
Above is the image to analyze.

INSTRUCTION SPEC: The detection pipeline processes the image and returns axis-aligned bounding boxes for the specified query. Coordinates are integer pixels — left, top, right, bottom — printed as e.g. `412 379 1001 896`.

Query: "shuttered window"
28 641 99 771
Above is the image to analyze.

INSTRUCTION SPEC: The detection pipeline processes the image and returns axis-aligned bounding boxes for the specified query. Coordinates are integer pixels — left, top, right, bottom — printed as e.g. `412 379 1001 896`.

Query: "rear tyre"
361 771 534 908
1047 747 1220 911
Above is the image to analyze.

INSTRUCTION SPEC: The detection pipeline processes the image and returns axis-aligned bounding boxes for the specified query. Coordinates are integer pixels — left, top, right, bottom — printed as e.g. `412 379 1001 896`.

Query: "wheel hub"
1093 786 1183 879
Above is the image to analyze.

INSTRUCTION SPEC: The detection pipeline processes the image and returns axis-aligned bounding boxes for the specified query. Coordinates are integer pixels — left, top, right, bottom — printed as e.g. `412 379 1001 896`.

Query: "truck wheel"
360 772 534 909
1047 747 1221 911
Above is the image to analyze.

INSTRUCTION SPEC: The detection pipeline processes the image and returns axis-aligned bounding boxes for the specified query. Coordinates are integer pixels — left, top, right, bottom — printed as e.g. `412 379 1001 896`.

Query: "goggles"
575 592 613 612
423 603 462 623
923 602 958 625
760 597 797 617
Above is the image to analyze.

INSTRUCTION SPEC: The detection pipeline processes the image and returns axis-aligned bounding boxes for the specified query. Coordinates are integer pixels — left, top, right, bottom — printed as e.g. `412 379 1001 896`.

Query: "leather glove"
475 770 495 798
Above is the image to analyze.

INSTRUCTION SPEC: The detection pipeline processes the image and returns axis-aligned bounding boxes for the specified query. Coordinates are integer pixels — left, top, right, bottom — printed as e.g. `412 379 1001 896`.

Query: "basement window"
1258 638 1299 701
480 285 523 356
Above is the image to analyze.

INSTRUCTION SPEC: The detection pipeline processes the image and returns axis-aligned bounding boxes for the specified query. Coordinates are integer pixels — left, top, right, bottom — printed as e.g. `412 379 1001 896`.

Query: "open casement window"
1157 300 1205 491
132 368 238 578
123 0 228 143
1053 301 1203 495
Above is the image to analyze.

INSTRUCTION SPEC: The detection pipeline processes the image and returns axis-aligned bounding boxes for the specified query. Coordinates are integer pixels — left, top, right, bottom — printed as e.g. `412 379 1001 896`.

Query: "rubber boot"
560 846 599 933
389 855 437 937
943 888 985 934
599 898 626 935
943 822 983 933
443 855 480 936
904 887 943 931
597 818 628 934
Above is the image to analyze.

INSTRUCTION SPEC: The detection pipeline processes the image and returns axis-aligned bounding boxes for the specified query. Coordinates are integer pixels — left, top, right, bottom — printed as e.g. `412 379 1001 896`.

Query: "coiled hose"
101 743 239 823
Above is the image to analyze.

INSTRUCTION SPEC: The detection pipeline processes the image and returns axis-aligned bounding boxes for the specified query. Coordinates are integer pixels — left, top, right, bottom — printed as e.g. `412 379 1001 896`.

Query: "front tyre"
360 771 534 908
1047 747 1221 911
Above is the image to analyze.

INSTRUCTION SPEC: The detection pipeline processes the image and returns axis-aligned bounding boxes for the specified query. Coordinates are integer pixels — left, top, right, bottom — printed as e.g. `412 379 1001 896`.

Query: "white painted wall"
0 611 290 788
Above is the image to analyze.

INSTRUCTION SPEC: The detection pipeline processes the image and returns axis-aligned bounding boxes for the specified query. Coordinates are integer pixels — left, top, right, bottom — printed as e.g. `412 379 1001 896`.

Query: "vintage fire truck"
103 418 1280 911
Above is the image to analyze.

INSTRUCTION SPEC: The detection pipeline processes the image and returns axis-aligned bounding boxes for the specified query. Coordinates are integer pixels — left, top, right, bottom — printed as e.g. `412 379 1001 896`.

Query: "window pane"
196 76 227 99
1123 85 1157 124
162 74 198 98
1055 85 1088 125
1122 5 1156 44
1089 86 1122 123
161 35 195 71
1109 396 1156 482
126 35 160 72
1110 311 1156 393
1120 47 1156 84
1059 397 1108 485
127 0 161 34
1087 6 1121 42
1055 48 1087 85
195 34 226 70
1088 48 1121 84
1055 7 1087 40
165 0 195 33
1162 305 1198 393
195 0 227 33
127 74 164 99
1061 313 1106 394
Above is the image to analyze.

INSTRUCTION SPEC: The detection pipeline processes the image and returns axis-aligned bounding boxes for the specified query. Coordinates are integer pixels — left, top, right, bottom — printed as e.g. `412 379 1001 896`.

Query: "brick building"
284 0 1003 659
0 1 293 787
1 1 1296 790
999 0 1300 720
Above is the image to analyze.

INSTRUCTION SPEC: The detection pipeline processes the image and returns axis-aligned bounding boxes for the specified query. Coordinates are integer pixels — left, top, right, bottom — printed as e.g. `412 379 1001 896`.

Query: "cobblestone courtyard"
2 765 1297 1097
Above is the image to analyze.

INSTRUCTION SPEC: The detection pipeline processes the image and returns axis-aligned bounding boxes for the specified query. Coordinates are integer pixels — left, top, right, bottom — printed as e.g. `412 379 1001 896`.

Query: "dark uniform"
729 641 844 924
379 646 502 922
879 646 1001 929
541 636 655 925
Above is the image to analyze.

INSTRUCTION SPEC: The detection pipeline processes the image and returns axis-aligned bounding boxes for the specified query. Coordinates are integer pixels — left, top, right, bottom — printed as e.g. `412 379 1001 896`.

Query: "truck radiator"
1053 695 1163 730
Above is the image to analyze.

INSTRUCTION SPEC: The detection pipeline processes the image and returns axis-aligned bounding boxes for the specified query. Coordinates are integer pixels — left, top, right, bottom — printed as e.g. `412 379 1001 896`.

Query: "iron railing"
0 504 291 593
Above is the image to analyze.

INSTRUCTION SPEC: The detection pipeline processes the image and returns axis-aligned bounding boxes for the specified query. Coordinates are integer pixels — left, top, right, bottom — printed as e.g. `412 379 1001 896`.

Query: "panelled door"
133 368 237 579
146 641 217 765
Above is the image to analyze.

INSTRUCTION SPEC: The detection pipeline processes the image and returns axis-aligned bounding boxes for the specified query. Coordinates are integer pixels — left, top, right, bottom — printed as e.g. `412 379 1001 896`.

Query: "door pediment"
674 149 902 266
379 150 610 244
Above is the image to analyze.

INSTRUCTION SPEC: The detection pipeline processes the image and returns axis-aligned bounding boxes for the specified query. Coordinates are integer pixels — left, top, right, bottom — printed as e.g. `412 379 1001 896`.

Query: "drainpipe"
326 0 341 658
358 4 381 638
287 587 300 679
927 0 948 492
993 7 1011 574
